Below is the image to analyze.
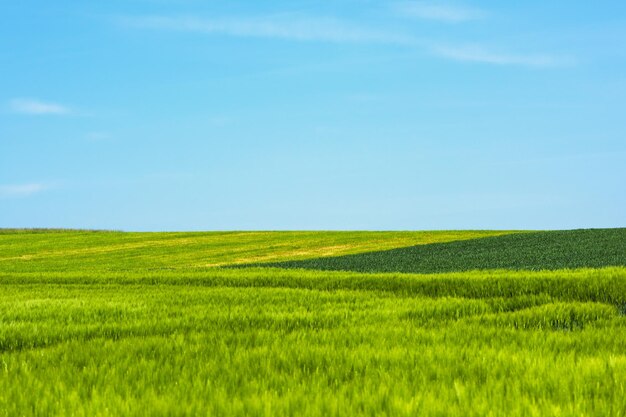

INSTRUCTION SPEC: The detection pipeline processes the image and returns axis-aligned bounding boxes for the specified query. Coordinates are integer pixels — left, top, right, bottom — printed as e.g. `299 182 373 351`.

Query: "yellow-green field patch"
0 230 516 272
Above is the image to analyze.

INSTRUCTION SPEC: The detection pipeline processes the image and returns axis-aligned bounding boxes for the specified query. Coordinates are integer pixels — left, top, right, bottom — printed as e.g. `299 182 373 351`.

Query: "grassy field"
258 228 626 273
0 229 625 416
0 230 512 272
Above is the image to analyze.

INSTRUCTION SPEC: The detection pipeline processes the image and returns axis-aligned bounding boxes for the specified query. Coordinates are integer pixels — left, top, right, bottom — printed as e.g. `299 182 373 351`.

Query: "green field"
1 229 625 416
258 228 626 273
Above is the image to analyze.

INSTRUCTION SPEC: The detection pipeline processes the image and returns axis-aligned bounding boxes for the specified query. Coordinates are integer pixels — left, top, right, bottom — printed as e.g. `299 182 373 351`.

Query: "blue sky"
1 1 625 230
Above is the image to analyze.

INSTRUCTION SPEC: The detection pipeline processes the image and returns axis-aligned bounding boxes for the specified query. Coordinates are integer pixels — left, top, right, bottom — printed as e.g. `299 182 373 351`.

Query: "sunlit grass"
0 230 624 416
0 230 514 271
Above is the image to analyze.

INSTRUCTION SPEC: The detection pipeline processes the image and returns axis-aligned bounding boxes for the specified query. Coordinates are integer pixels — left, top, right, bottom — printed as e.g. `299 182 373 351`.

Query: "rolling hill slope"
254 228 626 273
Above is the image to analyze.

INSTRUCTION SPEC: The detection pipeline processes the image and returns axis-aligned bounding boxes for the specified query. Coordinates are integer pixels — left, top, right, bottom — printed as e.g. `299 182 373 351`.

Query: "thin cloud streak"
0 183 47 198
432 44 572 68
395 1 485 22
120 14 571 69
10 98 71 115
120 15 414 44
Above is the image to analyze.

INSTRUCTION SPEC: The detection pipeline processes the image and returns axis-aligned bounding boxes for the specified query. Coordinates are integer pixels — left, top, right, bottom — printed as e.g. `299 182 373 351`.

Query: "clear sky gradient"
1 1 625 230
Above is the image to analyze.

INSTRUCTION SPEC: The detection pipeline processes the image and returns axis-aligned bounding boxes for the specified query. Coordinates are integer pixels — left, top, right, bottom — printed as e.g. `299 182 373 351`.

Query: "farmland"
259 228 626 273
0 229 625 416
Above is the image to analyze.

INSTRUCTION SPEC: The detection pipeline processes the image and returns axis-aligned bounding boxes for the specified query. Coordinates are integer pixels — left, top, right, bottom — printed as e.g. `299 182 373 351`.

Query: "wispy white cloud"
119 15 413 44
119 14 572 69
431 44 572 67
0 183 47 198
9 98 71 115
395 1 485 23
